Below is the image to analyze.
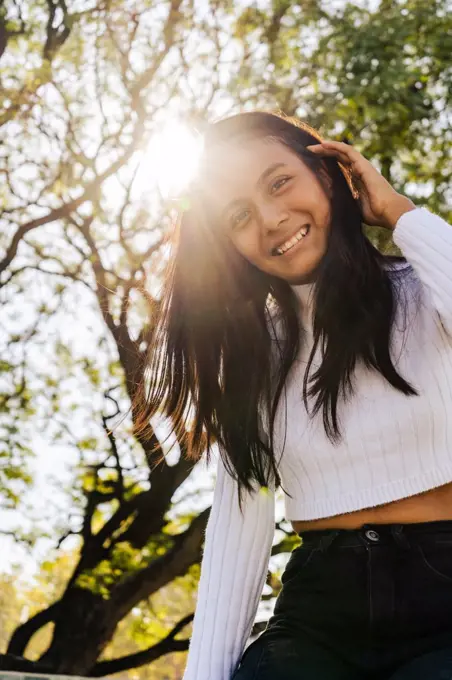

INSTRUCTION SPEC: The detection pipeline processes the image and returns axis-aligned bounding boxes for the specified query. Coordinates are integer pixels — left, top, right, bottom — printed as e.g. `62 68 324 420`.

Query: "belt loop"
391 524 410 550
319 530 340 553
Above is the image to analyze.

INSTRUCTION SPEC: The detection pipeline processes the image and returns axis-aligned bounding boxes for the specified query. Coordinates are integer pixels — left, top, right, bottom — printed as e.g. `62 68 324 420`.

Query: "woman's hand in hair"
306 141 416 230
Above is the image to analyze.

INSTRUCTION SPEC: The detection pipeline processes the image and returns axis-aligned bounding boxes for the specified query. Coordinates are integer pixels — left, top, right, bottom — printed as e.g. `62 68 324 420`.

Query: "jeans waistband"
298 519 452 552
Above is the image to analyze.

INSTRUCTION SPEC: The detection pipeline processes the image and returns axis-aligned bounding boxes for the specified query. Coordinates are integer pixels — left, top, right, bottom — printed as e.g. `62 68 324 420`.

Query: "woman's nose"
260 203 290 233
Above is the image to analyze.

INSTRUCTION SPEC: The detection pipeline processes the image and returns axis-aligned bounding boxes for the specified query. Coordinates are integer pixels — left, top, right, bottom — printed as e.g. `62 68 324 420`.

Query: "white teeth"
275 225 309 255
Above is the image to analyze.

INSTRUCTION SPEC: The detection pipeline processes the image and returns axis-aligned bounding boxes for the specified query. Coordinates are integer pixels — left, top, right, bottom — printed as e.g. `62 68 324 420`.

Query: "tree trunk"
37 589 119 675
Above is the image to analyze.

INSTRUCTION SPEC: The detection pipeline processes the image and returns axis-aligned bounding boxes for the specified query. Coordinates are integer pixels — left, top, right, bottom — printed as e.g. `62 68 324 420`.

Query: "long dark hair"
133 111 418 506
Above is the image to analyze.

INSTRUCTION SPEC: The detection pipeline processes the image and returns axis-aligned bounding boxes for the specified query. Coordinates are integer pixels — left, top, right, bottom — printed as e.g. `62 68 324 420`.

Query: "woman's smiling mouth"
272 224 310 256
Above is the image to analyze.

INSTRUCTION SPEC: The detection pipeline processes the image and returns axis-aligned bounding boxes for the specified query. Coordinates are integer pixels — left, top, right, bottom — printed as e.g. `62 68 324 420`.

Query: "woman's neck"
291 281 316 329
291 281 315 304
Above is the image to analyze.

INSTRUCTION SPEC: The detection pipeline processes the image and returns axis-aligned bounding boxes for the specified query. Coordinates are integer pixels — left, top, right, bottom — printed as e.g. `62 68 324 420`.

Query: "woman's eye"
230 210 250 228
271 176 291 192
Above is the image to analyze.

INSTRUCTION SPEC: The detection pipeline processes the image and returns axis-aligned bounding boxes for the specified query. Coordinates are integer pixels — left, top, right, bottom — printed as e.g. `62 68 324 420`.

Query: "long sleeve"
183 453 275 680
393 206 452 335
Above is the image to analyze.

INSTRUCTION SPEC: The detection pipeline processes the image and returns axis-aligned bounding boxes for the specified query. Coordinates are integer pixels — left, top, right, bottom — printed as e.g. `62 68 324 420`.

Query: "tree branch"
43 0 71 61
7 602 61 656
0 4 27 61
113 507 210 618
89 613 193 676
0 653 54 673
0 111 146 276
102 391 124 499
129 0 184 99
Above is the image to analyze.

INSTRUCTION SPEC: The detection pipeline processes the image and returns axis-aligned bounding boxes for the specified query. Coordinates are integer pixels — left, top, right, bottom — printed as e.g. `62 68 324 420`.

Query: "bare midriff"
292 481 452 533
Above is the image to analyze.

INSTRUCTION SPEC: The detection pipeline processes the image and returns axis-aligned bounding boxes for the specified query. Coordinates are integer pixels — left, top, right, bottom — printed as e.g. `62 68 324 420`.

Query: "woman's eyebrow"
257 162 288 187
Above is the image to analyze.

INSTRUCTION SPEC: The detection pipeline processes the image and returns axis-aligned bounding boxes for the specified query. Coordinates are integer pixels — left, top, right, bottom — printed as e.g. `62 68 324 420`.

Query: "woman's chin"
273 255 321 285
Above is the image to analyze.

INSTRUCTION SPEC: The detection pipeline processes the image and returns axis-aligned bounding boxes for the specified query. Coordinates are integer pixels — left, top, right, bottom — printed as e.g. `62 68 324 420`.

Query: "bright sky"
0 116 212 578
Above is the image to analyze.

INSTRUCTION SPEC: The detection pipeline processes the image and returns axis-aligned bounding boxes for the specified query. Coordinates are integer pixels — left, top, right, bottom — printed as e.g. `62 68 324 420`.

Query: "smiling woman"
132 111 452 680
201 136 332 285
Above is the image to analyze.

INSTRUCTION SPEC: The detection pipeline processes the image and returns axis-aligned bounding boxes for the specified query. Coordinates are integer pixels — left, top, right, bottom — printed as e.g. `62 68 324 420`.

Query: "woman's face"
206 137 332 285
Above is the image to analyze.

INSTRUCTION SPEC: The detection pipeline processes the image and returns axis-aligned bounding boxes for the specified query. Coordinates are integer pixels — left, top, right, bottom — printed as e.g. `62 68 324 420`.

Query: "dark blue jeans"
232 521 452 679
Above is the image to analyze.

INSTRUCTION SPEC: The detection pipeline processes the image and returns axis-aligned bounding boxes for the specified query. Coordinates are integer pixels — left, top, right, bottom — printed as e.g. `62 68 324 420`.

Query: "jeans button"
365 529 380 542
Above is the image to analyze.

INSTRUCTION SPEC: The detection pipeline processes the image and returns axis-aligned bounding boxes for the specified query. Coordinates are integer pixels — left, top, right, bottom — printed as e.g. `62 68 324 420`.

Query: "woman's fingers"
306 141 367 181
307 140 357 157
306 141 361 165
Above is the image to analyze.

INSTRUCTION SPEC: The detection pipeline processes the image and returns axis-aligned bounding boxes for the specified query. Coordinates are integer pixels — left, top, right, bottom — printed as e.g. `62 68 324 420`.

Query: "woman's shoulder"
382 258 433 334
383 257 422 297
383 256 413 274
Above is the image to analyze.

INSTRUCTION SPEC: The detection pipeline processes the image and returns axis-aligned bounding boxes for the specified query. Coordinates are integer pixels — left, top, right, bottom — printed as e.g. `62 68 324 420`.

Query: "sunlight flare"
135 120 204 201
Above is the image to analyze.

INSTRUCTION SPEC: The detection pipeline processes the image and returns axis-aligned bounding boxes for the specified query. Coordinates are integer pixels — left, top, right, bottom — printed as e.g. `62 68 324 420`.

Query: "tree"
1 0 281 674
0 0 450 677
0 549 201 680
0 0 233 674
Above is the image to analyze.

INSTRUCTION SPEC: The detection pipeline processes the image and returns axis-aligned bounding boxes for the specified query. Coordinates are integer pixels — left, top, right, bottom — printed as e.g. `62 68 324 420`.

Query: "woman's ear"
317 162 334 196
321 157 359 201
